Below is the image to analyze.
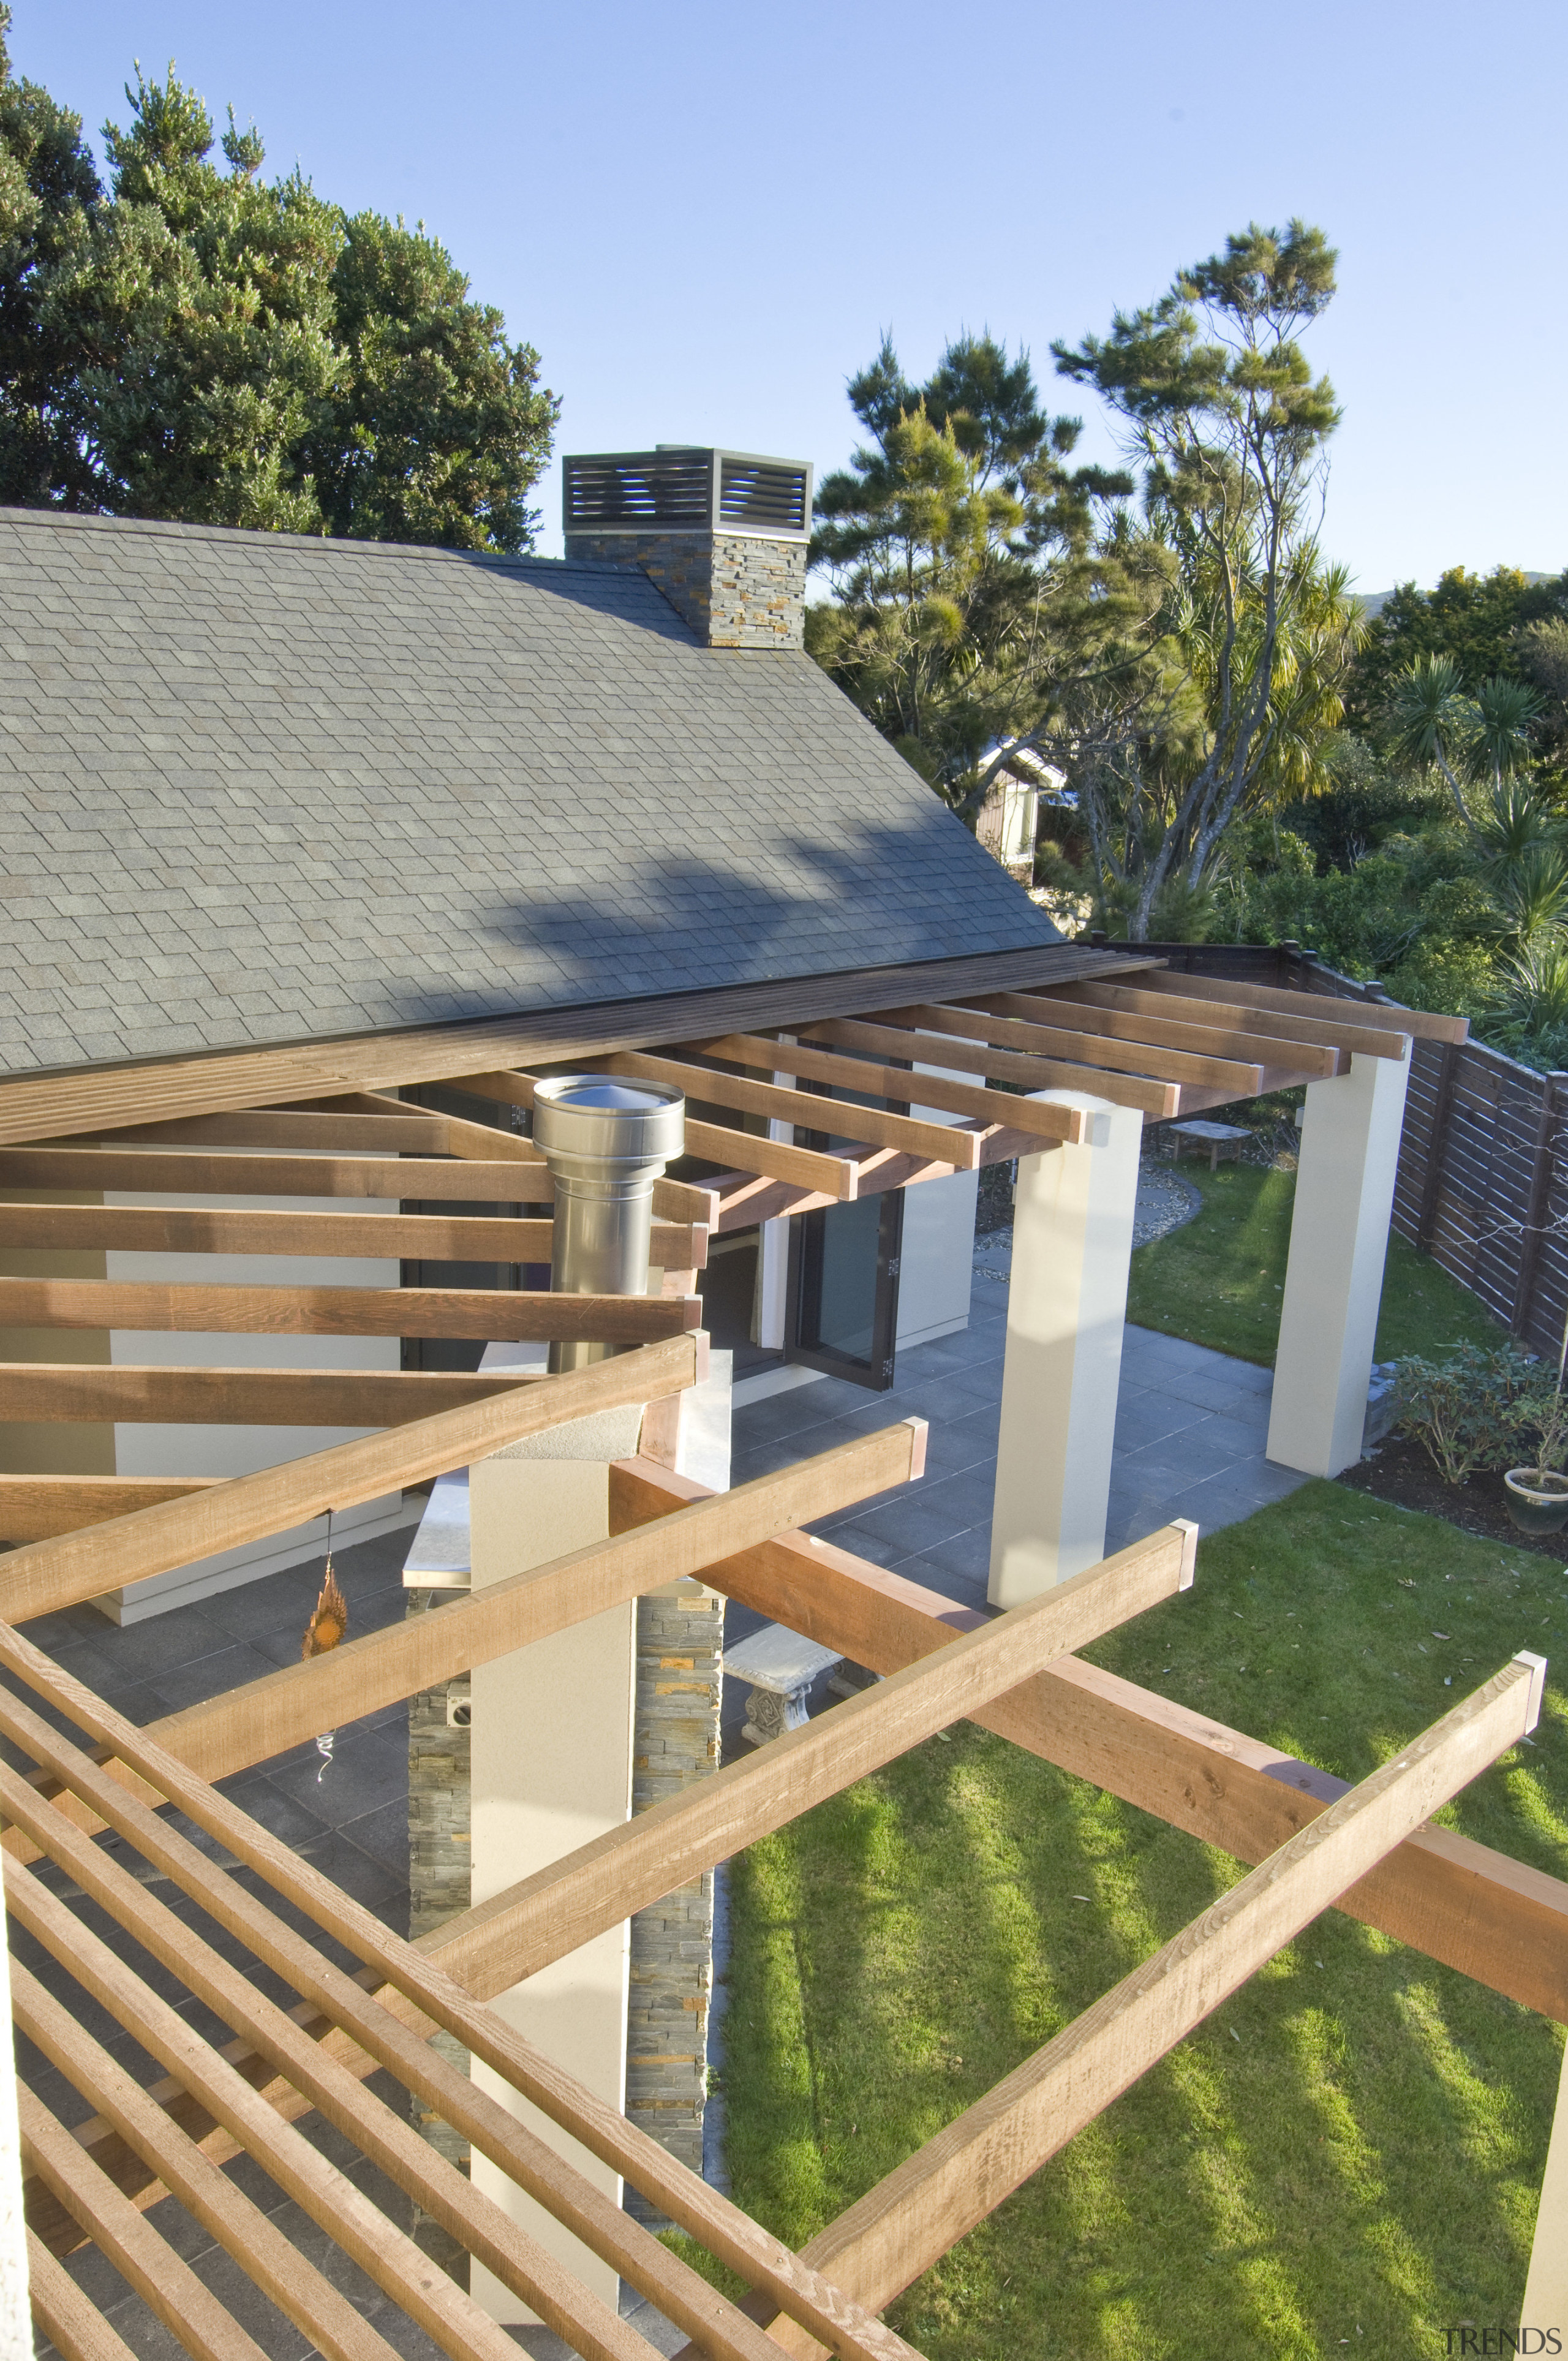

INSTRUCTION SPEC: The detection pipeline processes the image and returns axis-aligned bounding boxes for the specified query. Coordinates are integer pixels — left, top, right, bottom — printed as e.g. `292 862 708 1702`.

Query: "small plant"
1393 1343 1535 1486
1505 1296 1568 1487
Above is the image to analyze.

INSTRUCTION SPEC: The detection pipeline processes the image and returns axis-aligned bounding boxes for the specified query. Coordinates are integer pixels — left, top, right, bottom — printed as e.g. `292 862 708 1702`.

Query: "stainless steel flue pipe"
532 1076 687 1373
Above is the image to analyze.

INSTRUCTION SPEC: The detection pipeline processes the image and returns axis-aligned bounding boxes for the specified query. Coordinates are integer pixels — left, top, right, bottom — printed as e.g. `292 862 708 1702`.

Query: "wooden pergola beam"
121 1424 926 1783
0 1476 218 1540
989 986 1346 1077
1046 979 1414 1062
598 1049 987 1166
0 945 1153 1147
0 1333 699 1623
0 1144 553 1200
760 1011 1180 1119
404 1520 1192 2002
459 1068 866 1201
0 1201 709 1266
0 1361 537 1426
2 1642 925 2361
605 1045 1084 1152
756 1658 1543 2350
1131 968 1470 1043
970 992 1275 1089
609 1459 1568 2022
0 1274 700 1344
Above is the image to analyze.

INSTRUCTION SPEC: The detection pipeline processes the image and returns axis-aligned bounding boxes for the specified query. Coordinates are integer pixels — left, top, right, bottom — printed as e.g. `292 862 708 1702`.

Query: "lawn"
709 1484 1567 2360
1125 1161 1506 1367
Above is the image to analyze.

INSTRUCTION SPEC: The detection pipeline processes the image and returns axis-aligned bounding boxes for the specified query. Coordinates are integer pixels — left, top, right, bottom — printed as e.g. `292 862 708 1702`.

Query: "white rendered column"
467 1397 644 2324
1265 1043 1411 1479
0 1922 28 2357
988 1092 1140 1607
1524 2039 1568 2339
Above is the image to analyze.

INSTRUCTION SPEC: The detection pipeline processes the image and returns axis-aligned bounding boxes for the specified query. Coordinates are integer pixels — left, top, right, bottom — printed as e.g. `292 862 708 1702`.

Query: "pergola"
1 942 1558 2360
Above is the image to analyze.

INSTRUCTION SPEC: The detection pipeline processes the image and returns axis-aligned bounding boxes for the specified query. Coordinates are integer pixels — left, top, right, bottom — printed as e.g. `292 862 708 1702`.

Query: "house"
0 449 1552 2354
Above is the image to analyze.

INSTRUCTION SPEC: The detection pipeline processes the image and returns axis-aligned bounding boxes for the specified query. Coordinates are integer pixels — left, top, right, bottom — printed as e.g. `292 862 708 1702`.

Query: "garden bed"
1343 1436 1567 1558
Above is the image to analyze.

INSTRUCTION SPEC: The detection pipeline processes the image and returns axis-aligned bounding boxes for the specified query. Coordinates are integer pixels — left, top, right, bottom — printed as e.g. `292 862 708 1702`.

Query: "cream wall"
100 1182 411 1622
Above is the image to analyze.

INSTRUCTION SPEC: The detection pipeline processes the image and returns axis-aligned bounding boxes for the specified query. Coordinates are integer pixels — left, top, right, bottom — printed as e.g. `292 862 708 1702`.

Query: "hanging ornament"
300 1508 347 1782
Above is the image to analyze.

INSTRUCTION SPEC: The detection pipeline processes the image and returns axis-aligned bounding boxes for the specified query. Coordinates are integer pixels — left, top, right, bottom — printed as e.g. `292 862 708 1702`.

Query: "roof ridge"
0 506 630 579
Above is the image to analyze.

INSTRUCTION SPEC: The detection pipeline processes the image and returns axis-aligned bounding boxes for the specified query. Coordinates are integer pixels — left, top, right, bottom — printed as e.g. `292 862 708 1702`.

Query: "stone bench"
723 1624 846 1745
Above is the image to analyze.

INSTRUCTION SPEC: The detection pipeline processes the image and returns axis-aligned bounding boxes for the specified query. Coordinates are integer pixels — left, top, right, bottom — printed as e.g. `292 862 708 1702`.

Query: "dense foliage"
0 12 556 548
811 232 1568 1060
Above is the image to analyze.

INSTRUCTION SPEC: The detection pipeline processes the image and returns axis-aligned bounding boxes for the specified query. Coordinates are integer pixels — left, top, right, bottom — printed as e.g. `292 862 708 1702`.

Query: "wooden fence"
1096 937 1568 1362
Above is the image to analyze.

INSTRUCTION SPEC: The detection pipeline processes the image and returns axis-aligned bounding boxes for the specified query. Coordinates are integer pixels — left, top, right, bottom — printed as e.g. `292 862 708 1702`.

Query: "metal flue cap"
532 1075 685 1173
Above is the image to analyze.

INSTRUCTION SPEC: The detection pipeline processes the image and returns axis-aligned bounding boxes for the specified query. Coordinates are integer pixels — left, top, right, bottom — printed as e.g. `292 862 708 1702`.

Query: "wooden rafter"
0 1275 700 1344
0 1334 699 1624
744 1658 1542 2355
0 1362 539 1426
0 1201 708 1267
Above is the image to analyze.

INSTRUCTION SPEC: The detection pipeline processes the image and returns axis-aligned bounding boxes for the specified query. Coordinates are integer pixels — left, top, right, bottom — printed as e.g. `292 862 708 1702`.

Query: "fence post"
1416 1041 1458 1254
1512 1074 1566 1345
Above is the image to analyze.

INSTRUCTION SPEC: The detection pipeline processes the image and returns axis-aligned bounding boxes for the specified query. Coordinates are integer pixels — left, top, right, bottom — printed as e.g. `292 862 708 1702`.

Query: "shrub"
1393 1343 1536 1485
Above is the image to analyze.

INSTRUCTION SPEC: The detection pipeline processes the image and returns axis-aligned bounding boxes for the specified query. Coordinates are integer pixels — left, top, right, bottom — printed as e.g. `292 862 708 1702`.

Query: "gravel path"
973 1156 1202 1282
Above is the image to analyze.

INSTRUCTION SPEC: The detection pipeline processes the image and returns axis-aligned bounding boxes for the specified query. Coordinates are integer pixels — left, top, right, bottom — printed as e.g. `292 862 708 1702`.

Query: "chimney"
562 445 813 649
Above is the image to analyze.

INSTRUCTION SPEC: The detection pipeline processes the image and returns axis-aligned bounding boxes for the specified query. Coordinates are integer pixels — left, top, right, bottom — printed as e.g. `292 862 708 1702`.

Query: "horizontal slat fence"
1093 937 1567 1362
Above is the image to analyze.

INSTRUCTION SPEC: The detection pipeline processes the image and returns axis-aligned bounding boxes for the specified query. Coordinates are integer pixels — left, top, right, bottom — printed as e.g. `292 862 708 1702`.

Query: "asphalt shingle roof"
0 507 1059 1076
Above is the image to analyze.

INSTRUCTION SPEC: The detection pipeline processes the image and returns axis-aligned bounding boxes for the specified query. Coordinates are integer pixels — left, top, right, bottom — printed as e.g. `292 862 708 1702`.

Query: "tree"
805 333 1140 809
1346 565 1568 734
0 40 557 549
1052 220 1353 939
0 3 101 505
44 67 345 531
1379 652 1541 830
307 211 556 552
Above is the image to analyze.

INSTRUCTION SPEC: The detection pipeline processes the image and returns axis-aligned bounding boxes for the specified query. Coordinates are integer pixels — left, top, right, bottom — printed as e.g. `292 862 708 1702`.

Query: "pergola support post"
988 1091 1140 1606
1267 1043 1411 1478
1525 2039 1568 2338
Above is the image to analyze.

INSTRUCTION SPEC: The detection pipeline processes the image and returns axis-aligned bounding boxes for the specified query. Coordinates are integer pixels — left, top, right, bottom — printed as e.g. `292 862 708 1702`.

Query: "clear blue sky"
13 0 1567 591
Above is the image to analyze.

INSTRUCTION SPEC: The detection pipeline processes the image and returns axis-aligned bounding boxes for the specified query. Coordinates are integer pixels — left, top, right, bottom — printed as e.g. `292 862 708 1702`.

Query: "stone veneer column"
564 531 807 649
624 1581 723 2226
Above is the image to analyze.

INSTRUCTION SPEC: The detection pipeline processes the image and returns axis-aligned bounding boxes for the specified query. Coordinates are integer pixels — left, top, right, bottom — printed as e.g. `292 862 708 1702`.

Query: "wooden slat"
810 1002 1250 1098
54 1108 480 1154
20 2083 273 2361
1046 979 1412 1062
759 1660 1541 2349
0 1475 217 1539
0 946 1156 1147
472 1067 865 1199
599 1049 984 1164
0 1361 537 1426
0 1146 554 1201
15 1962 408 2361
609 1459 1568 2022
0 1199 707 1268
0 1642 926 2361
760 1011 1180 1119
675 1038 1089 1147
6 1862 584 2361
0 1332 698 1623
27 2231 141 2361
1130 968 1471 1042
706 1122 1052 1233
971 993 1269 1090
401 1520 1193 2003
2 1755 900 2361
0 1274 699 1344
134 1423 923 1780
996 985 1346 1077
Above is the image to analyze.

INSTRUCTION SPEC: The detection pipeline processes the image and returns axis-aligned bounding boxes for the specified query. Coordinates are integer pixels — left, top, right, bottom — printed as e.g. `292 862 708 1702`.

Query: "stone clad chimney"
562 445 813 649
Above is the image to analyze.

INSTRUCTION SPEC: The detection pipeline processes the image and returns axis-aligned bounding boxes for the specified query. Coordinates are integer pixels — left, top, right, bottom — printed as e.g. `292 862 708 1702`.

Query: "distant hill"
1354 572 1558 621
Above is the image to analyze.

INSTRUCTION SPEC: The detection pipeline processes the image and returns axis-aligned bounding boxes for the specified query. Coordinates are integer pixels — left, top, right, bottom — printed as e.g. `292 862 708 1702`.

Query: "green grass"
1125 1162 1507 1367
710 1485 1568 2359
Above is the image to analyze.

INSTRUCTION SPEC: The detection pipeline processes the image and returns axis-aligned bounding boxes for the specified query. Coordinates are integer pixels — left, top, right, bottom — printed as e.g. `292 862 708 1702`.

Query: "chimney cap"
563 447 813 542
